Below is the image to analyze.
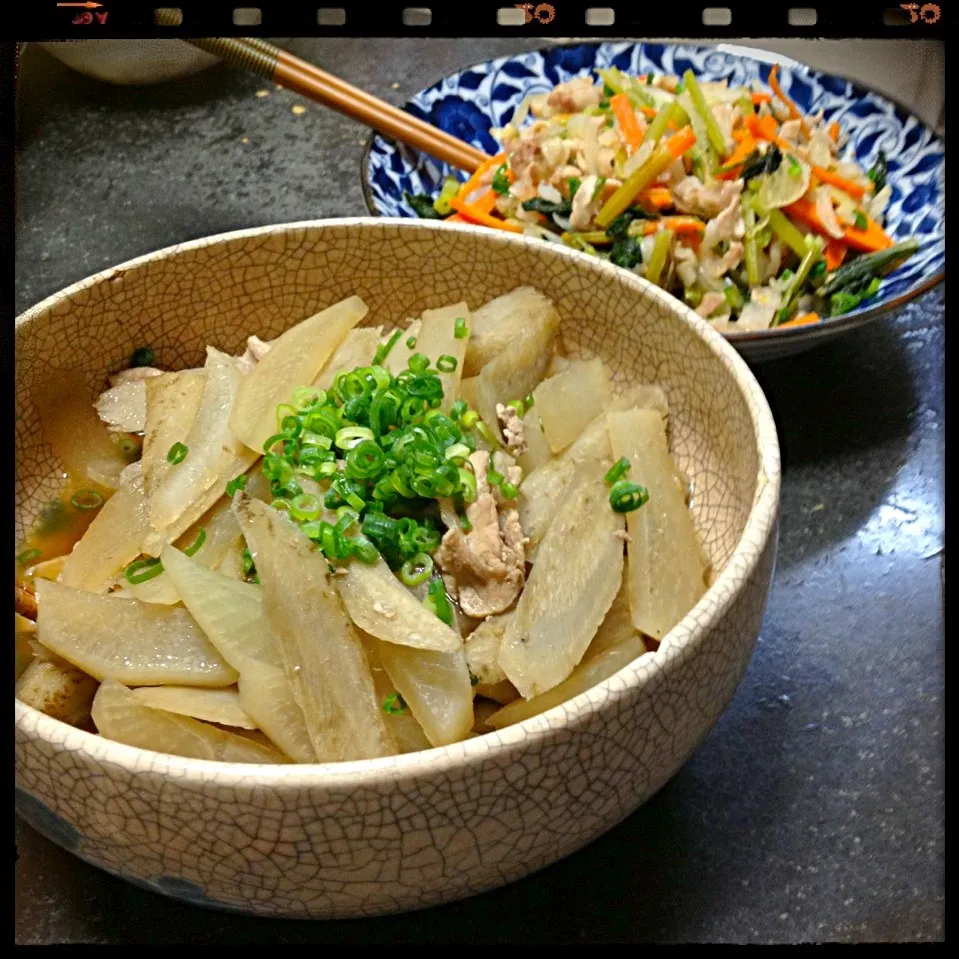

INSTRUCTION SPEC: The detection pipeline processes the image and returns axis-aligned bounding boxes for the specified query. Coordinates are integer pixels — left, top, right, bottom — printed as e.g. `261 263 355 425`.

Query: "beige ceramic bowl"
15 219 781 918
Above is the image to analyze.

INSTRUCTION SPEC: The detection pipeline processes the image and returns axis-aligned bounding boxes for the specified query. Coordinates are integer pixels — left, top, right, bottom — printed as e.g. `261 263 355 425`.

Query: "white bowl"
15 218 781 918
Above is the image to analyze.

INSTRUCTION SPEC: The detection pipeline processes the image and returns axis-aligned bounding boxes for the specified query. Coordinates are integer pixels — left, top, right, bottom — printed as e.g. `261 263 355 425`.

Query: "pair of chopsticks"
171 31 489 174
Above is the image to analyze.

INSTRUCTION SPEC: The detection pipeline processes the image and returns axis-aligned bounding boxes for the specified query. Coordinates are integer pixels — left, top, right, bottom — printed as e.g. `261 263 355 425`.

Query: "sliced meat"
672 176 743 220
235 335 272 374
546 77 603 115
434 451 526 618
496 403 527 456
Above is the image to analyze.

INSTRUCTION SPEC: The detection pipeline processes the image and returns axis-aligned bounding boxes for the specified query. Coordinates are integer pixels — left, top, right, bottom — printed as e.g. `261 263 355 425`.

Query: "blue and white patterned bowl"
362 42 944 363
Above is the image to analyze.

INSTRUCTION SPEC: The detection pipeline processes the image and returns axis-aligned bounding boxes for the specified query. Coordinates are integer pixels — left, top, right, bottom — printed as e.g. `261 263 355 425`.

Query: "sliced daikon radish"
363 633 473 748
34 579 238 687
499 465 625 698
516 405 552 475
232 494 394 762
337 556 463 653
149 348 254 534
464 286 560 377
518 414 613 561
131 685 256 729
92 680 286 763
313 326 383 390
464 611 511 687
229 297 367 453
367 649 432 755
16 656 98 726
474 298 560 444
59 464 151 592
161 544 316 762
487 635 647 730
583 577 647 661
607 408 707 640
16 613 36 680
142 369 206 498
533 358 612 453
95 380 148 433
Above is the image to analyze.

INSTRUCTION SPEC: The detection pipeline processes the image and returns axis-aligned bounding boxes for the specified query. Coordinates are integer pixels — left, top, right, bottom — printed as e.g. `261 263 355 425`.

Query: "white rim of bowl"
15 217 782 788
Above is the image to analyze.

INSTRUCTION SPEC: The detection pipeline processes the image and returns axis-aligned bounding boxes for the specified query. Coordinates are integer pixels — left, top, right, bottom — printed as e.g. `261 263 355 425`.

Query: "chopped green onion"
373 329 403 366
166 442 188 465
226 475 248 498
491 164 511 196
605 457 631 485
183 528 207 557
406 336 418 349
444 442 471 463
129 346 154 368
263 432 291 454
290 493 322 521
70 489 104 510
524 393 534 409
423 578 454 626
436 355 458 373
487 468 504 487
350 533 379 564
609 480 649 513
853 209 868 230
17 548 42 565
476 419 501 449
454 317 468 339
408 353 430 374
461 409 479 430
507 399 525 417
335 426 375 450
383 693 407 715
399 552 434 586
500 482 519 501
125 557 164 585
787 154 803 177
292 386 324 411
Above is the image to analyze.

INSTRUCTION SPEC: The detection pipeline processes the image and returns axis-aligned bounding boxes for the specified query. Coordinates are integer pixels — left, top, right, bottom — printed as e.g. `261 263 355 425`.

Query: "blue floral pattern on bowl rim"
361 41 944 342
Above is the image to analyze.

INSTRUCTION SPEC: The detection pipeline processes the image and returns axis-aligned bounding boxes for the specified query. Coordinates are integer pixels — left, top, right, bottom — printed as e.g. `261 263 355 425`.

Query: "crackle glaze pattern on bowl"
362 41 945 363
15 219 781 919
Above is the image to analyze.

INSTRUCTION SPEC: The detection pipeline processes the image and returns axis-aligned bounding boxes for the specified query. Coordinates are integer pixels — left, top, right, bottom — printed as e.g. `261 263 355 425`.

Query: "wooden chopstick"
177 35 488 173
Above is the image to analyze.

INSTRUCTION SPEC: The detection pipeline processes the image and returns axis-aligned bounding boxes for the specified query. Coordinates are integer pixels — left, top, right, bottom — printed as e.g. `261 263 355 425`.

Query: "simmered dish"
407 66 919 331
16 288 710 763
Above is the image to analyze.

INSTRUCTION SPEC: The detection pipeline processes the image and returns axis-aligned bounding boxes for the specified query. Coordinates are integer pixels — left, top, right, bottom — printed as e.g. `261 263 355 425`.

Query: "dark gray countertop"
14 39 944 944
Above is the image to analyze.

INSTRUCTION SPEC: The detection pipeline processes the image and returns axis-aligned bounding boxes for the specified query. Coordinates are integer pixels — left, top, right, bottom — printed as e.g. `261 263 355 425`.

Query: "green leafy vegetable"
491 164 511 196
404 192 444 220
867 150 888 193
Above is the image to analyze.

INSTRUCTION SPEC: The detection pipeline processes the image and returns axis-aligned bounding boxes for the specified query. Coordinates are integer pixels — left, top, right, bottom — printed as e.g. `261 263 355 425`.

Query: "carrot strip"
745 112 779 143
768 64 811 137
664 126 698 158
457 152 506 202
810 166 868 200
449 196 522 233
751 91 772 105
639 186 673 209
785 197 893 253
716 132 758 180
779 312 821 328
828 121 841 143
610 93 645 153
642 216 705 236
637 104 659 120
824 239 848 272
444 213 469 223
472 189 499 214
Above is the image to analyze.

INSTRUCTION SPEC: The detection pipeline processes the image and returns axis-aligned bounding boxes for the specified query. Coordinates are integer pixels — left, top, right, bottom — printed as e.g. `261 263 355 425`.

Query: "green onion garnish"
124 557 164 585
17 548 42 565
487 468 504 487
423 578 454 626
399 552 434 587
383 693 407 715
167 442 188 465
406 336 417 349
853 209 868 230
454 317 468 339
129 346 154 368
500 482 519 501
70 489 104 510
609 480 650 513
408 353 430 374
226 475 248 498
787 155 802 177
183 528 206 557
436 355 458 373
507 399 525 417
605 457 631 486
524 393 534 408
372 329 403 366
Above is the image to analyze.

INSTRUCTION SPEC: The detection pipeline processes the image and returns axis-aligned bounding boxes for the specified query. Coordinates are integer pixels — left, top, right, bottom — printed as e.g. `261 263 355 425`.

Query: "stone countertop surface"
14 39 944 944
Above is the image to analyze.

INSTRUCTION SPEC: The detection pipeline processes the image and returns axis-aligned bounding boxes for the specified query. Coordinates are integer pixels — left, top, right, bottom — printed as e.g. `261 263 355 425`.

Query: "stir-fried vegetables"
18 288 713 764
408 67 918 331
